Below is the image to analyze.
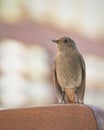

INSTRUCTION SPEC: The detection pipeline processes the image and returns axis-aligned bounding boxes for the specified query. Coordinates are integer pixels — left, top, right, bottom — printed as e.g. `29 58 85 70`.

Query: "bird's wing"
53 60 62 102
77 55 86 103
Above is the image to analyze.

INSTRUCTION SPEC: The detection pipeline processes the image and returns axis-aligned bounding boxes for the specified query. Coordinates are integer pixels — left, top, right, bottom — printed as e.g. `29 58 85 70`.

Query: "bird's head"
52 36 76 49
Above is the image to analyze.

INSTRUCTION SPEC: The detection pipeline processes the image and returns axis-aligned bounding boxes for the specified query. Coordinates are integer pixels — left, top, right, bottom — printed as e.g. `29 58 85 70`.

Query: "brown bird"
52 36 85 104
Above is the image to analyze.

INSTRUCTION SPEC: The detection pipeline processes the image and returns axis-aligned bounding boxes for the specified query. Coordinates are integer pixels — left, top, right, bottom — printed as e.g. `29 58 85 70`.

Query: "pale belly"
56 54 82 89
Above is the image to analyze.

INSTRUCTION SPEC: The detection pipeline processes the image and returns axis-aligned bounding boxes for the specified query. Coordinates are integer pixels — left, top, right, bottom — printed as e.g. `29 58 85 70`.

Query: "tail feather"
64 88 76 103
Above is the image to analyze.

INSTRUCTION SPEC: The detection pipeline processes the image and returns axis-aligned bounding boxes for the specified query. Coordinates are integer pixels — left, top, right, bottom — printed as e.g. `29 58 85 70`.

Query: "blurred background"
0 0 104 108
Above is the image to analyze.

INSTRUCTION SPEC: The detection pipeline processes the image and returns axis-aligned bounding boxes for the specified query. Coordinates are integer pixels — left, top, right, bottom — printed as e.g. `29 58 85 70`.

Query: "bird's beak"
52 39 59 43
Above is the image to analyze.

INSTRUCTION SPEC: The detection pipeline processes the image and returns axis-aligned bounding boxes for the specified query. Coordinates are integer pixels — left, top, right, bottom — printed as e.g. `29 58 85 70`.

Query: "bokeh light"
0 0 104 108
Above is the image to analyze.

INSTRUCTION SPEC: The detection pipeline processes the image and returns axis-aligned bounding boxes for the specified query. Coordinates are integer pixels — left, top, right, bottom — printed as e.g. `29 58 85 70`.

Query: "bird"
52 36 85 104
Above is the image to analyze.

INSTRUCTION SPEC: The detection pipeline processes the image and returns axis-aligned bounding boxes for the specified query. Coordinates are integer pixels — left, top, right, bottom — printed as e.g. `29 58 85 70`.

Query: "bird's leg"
60 90 65 104
75 88 79 103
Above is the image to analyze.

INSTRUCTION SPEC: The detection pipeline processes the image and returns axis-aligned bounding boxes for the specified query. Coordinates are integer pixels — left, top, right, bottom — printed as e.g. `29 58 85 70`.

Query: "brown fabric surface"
0 104 101 130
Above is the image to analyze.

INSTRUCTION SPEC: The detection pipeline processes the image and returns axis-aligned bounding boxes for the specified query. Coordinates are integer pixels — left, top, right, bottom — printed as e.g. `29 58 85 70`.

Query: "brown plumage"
52 36 85 104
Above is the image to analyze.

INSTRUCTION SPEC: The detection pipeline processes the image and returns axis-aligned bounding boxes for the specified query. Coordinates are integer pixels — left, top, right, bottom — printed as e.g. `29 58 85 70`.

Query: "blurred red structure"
0 21 104 58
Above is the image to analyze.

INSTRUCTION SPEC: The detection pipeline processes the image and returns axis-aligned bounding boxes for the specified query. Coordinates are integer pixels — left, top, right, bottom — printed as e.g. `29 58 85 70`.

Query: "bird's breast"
56 52 82 89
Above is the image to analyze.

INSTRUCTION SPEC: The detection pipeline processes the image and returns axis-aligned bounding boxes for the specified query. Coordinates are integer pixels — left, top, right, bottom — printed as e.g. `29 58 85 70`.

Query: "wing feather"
53 61 62 102
77 55 86 103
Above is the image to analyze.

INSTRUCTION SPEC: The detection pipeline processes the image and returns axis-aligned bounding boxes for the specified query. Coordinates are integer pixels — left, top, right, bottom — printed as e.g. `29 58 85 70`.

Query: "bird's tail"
64 87 76 103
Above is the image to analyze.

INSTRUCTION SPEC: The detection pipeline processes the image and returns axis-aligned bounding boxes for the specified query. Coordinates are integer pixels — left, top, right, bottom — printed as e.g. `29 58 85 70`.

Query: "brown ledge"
0 104 104 130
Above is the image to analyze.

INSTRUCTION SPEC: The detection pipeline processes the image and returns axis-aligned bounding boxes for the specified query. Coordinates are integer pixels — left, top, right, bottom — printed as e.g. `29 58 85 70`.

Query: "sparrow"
52 36 85 104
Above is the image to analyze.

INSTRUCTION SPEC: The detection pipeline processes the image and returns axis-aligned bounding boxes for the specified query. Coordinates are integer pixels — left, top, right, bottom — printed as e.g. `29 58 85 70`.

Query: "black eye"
64 39 68 43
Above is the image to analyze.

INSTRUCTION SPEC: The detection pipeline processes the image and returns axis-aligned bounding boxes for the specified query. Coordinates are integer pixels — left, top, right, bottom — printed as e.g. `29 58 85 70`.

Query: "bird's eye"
64 39 68 43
